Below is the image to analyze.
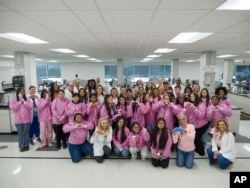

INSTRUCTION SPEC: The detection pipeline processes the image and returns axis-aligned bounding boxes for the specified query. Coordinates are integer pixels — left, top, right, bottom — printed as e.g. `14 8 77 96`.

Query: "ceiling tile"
63 0 97 9
187 11 250 32
74 11 108 32
0 0 67 10
159 0 225 10
148 10 209 32
20 11 88 32
96 0 159 9
0 12 50 32
224 19 250 32
102 10 154 32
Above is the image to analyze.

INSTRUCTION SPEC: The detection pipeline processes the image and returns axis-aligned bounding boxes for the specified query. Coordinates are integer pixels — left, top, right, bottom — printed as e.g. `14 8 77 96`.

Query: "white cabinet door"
0 110 11 133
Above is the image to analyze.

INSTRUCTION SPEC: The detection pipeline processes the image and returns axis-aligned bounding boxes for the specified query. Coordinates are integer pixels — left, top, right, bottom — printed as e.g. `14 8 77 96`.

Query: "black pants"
53 124 66 147
195 122 210 156
151 157 170 168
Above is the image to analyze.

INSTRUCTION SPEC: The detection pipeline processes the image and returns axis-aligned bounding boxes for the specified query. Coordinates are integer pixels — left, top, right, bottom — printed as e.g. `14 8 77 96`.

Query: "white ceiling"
0 0 250 63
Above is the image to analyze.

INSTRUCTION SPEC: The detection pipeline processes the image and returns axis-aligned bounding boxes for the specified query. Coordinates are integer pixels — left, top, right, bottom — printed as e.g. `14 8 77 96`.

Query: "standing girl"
66 93 86 124
90 118 112 163
127 96 147 128
51 89 69 149
99 94 121 127
10 87 33 152
37 89 53 148
112 116 130 157
150 118 172 168
78 88 88 104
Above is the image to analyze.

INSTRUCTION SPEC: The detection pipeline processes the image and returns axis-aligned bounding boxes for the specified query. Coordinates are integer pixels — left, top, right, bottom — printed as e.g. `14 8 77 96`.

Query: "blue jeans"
16 123 30 149
68 141 93 163
176 148 194 169
202 127 210 148
30 115 40 139
206 146 232 170
114 147 130 157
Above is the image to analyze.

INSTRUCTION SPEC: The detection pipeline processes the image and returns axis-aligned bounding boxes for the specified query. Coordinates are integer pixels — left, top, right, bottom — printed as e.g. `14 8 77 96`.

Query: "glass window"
105 65 117 82
48 65 61 78
36 65 47 79
235 65 250 82
104 64 171 84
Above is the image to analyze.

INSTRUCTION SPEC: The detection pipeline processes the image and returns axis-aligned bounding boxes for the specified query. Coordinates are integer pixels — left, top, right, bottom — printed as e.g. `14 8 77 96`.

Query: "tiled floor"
0 121 250 188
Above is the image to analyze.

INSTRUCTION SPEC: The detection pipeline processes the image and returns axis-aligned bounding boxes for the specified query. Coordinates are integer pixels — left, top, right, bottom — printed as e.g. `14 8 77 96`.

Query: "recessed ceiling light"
0 33 48 44
50 49 76 54
143 58 153 61
0 55 14 58
96 60 103 62
154 48 176 53
87 58 98 61
147 55 162 58
217 0 250 10
246 51 250 53
185 60 196 62
168 32 213 43
35 58 43 61
235 59 243 62
48 60 58 62
217 55 238 58
73 55 89 58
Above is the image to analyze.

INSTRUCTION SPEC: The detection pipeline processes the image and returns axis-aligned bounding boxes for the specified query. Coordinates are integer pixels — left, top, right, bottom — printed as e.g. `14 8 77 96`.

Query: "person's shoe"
63 143 67 149
30 140 35 145
103 145 111 155
56 144 61 149
36 138 41 142
20 148 25 152
24 146 29 151
227 163 234 170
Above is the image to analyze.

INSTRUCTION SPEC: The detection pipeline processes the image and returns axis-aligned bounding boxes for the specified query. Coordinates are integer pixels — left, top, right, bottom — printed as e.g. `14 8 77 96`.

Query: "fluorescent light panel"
168 32 213 43
147 55 161 58
88 58 98 61
0 55 14 58
217 0 250 10
217 55 238 58
143 58 153 61
154 48 176 53
35 58 43 61
50 49 76 54
246 51 250 53
0 33 48 44
73 55 89 58
48 60 58 62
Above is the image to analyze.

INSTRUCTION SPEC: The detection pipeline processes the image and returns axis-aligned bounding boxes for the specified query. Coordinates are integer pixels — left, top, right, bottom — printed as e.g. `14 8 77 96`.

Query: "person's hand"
18 93 23 100
213 151 219 159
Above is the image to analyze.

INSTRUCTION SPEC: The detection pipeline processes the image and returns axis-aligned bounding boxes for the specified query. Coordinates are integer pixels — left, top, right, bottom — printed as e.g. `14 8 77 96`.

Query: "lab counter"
0 105 17 133
228 93 250 114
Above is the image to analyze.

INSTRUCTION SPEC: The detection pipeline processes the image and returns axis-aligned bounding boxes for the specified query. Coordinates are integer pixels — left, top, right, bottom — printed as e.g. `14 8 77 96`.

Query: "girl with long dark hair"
150 118 172 168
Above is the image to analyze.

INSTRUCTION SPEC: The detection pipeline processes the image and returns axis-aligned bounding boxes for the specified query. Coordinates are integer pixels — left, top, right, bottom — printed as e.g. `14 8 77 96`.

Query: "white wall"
60 62 105 84
0 60 14 91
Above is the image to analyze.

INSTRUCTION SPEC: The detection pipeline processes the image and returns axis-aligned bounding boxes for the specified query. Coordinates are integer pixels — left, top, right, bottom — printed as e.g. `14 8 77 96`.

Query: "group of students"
10 77 237 170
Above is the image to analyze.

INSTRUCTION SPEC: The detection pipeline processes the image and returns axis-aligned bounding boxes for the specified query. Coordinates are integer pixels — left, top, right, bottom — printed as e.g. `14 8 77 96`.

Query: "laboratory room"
0 0 250 188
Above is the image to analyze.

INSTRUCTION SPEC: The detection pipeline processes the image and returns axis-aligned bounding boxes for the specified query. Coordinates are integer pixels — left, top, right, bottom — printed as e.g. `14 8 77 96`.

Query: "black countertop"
0 104 9 109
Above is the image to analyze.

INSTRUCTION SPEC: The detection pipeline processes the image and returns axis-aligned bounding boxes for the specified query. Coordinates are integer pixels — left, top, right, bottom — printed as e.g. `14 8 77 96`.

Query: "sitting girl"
63 113 94 163
112 116 130 157
207 119 236 170
150 118 172 168
90 118 112 163
128 122 150 160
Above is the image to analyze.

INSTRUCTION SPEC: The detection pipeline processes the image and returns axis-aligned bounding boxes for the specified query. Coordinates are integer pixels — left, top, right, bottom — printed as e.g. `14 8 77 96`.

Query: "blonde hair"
214 119 230 133
96 118 110 133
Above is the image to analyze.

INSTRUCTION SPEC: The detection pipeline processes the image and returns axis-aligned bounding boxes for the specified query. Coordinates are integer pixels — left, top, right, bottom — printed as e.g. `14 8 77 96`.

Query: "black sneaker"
20 148 25 152
24 146 29 151
63 143 67 149
103 145 111 155
30 140 35 145
36 138 41 142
